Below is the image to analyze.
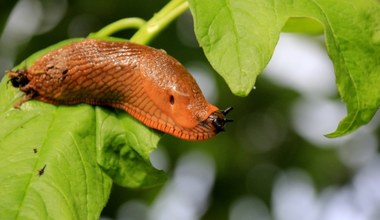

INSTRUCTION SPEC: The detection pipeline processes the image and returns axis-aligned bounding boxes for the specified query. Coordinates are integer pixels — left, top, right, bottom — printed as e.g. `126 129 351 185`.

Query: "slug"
7 39 232 140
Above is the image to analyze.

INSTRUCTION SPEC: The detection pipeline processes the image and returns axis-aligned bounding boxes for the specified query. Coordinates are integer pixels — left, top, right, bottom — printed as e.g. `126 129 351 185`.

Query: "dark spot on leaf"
33 148 37 153
38 164 46 176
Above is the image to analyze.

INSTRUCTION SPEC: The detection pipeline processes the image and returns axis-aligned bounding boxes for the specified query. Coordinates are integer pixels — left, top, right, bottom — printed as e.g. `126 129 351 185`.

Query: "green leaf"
0 77 112 219
0 38 166 218
95 108 167 188
188 0 380 136
282 17 324 35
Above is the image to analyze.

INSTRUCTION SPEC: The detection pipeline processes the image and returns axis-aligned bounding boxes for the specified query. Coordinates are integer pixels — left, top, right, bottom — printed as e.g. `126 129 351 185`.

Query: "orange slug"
7 39 232 140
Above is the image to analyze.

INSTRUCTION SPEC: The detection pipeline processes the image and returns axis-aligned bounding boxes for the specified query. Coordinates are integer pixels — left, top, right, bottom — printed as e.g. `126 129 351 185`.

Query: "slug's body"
8 39 232 140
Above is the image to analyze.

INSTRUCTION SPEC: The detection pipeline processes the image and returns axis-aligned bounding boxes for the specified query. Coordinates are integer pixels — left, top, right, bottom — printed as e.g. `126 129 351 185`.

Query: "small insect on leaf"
38 164 47 176
33 148 38 153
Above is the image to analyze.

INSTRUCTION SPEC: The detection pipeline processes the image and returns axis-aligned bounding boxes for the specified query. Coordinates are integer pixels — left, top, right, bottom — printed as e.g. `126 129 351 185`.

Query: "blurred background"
1 0 380 219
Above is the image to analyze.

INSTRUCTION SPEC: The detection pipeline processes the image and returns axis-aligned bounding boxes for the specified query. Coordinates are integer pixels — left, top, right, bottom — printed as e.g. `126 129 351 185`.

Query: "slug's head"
7 70 29 88
203 107 233 133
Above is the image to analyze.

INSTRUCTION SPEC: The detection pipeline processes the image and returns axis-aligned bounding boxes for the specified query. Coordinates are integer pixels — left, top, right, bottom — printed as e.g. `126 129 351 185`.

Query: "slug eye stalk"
222 107 233 118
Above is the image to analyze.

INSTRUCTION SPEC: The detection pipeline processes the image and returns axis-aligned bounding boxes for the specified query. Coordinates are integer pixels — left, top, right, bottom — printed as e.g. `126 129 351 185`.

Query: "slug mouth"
171 107 233 141
7 70 30 88
208 106 233 132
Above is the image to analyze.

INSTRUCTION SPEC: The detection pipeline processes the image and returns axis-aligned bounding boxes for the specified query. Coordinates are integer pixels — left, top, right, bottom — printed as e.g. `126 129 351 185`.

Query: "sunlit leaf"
188 0 380 136
95 108 166 188
282 17 324 35
0 37 166 218
0 78 112 219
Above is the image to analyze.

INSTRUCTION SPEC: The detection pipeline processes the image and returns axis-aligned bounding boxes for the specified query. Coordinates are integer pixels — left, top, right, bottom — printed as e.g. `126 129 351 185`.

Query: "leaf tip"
324 131 342 138
229 83 256 97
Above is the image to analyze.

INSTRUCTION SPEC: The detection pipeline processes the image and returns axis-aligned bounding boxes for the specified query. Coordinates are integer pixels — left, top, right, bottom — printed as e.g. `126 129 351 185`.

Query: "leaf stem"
90 17 146 38
89 0 188 44
130 0 189 44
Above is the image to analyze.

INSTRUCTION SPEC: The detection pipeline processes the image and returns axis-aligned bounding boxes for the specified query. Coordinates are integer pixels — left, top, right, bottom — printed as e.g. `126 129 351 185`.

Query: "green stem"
89 0 188 44
90 17 146 38
130 0 189 44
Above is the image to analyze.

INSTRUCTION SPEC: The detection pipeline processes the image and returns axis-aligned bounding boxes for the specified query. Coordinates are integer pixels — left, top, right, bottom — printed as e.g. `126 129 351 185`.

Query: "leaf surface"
188 0 380 136
0 79 111 219
0 38 166 218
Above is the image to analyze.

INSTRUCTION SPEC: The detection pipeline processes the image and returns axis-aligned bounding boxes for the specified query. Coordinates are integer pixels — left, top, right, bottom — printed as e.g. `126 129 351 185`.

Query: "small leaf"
188 0 380 136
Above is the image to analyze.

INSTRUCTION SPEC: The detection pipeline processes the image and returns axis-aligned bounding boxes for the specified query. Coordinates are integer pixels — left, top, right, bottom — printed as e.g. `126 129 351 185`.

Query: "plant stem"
130 0 189 44
89 0 188 44
90 18 146 38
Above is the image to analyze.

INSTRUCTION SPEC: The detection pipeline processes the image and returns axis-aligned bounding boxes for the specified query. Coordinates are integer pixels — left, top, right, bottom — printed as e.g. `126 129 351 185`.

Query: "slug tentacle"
7 39 232 141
